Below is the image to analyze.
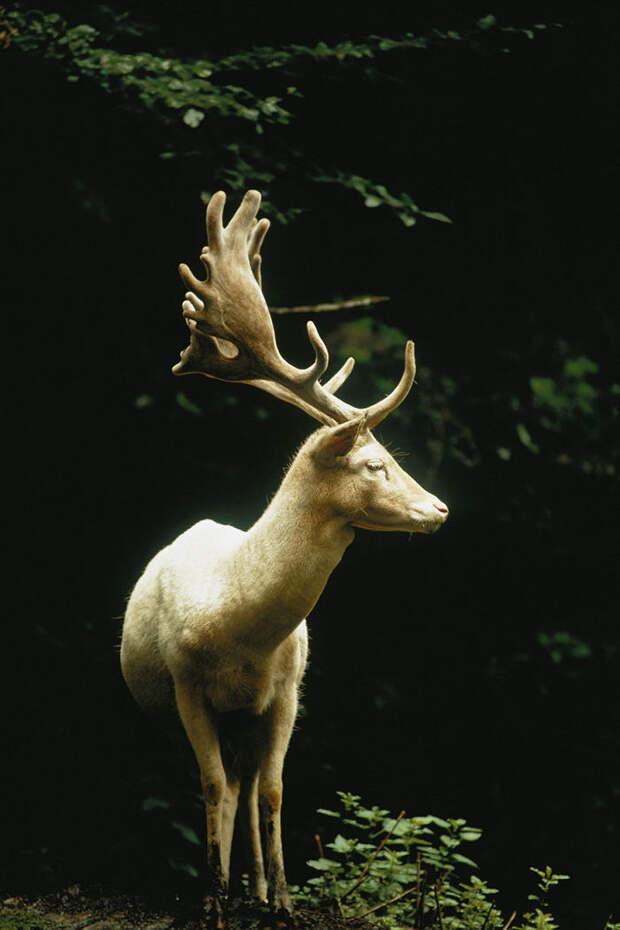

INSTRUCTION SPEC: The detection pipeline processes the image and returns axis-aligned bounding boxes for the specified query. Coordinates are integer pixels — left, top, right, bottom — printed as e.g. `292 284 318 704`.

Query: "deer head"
308 417 448 534
173 189 448 533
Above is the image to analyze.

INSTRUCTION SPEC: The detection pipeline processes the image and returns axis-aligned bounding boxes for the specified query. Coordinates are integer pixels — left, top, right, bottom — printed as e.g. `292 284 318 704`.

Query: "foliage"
0 908 53 930
324 317 617 483
289 791 568 928
314 173 452 228
3 5 557 224
536 631 592 665
140 786 203 881
137 786 572 928
511 866 570 930
327 315 617 481
502 341 618 476
327 316 479 479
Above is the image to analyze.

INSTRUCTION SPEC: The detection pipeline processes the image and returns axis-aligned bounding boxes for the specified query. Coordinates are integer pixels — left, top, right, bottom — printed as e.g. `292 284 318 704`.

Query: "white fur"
120 425 447 916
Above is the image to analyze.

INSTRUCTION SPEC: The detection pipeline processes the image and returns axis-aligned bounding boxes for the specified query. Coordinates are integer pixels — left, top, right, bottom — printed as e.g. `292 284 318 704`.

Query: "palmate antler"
173 189 415 428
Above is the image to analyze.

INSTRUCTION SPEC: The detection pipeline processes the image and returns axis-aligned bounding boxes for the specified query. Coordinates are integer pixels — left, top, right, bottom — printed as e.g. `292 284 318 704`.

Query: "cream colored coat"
121 421 448 921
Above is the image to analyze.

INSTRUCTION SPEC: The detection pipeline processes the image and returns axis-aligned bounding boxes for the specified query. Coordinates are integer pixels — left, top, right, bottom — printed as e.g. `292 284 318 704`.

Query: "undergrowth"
140 785 619 928
289 791 590 929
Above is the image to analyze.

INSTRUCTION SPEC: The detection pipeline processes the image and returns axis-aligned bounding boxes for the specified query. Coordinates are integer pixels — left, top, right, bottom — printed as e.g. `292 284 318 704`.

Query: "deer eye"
366 460 385 473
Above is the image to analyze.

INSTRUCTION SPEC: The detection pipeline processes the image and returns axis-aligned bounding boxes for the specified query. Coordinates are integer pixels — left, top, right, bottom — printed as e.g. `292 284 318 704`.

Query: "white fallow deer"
121 190 448 927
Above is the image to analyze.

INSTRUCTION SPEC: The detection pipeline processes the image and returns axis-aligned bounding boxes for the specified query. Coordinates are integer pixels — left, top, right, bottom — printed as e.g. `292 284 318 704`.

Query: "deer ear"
313 415 367 467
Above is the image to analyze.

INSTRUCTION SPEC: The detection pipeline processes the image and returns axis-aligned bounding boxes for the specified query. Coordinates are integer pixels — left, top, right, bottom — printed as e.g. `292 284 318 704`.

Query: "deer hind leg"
258 686 298 913
238 770 267 902
173 679 227 928
221 777 240 884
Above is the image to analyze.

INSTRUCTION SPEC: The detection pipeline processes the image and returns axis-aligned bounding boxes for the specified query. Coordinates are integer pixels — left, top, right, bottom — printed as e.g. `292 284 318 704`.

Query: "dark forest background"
2 1 619 927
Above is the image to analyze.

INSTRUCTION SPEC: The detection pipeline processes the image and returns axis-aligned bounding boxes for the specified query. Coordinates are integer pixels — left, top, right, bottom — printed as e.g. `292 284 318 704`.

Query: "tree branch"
270 295 390 315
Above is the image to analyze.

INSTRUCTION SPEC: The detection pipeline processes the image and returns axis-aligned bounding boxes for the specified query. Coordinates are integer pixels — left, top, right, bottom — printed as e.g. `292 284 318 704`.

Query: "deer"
120 189 449 927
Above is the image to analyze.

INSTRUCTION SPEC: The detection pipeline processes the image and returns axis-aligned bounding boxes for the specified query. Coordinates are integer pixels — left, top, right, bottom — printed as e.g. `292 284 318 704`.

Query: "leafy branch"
292 791 569 928
4 5 559 225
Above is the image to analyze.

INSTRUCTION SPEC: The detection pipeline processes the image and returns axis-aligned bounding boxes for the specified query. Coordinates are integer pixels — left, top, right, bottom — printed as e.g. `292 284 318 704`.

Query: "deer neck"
230 459 354 651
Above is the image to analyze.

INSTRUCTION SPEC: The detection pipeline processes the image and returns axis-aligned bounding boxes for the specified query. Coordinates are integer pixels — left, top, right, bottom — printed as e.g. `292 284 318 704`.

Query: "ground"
0 888 382 930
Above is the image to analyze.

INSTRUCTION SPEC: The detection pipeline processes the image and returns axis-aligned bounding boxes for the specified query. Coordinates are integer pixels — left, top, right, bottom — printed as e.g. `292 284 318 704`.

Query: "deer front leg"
174 679 228 928
259 688 297 913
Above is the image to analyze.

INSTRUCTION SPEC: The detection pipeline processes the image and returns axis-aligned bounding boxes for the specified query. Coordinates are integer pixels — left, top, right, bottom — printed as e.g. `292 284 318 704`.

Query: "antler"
173 190 415 428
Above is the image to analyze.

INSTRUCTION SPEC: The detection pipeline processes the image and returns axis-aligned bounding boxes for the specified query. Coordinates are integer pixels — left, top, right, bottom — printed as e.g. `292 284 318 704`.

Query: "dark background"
2 2 619 927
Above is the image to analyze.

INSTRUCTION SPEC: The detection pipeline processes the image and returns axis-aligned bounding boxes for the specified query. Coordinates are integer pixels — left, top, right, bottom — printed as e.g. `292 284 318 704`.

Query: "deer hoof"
203 895 227 929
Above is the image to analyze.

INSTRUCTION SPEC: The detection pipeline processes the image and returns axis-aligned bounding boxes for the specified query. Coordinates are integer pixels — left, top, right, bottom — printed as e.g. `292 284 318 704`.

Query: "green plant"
0 909 52 930
327 316 479 476
140 786 203 880
3 5 558 225
498 341 618 477
291 792 568 929
537 631 592 664
513 866 569 930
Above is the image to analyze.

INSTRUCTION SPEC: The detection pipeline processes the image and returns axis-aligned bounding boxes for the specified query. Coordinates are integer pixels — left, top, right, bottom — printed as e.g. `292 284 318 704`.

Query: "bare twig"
356 883 419 920
502 910 517 930
416 849 421 915
341 809 406 902
270 295 390 315
481 902 496 929
434 880 446 930
419 874 428 930
313 834 326 901
315 833 345 919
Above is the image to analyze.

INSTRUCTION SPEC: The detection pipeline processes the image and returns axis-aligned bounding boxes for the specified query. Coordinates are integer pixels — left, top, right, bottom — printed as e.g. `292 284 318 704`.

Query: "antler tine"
364 341 416 429
287 328 415 429
299 321 330 384
323 356 355 394
248 217 270 289
205 190 226 250
248 216 270 258
225 189 263 250
178 261 205 295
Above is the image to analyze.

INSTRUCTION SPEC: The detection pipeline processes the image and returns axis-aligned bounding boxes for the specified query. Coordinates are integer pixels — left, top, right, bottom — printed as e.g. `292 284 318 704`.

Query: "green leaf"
307 857 340 871
183 107 204 127
427 816 451 828
330 834 352 853
564 355 598 378
167 857 199 878
516 422 539 453
141 796 171 812
171 821 201 845
176 391 203 415
452 852 479 867
530 376 560 406
419 210 453 223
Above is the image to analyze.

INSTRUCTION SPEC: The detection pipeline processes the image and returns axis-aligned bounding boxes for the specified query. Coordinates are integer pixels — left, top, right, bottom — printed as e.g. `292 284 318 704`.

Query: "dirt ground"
0 887 382 930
